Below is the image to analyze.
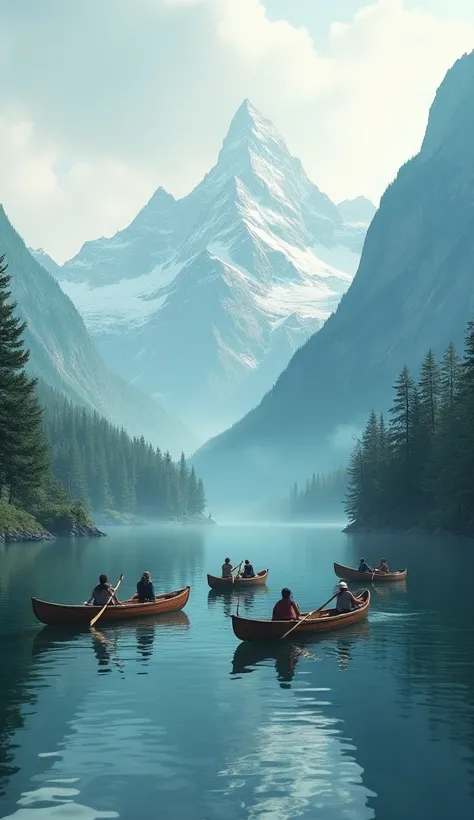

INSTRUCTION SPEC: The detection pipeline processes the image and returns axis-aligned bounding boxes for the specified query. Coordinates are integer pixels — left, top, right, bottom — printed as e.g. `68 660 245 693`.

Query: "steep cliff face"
1 207 196 455
194 50 474 506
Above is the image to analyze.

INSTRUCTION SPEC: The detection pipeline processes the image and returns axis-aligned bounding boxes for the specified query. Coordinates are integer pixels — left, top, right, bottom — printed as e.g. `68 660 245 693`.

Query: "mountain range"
194 50 474 509
33 101 374 439
1 206 196 455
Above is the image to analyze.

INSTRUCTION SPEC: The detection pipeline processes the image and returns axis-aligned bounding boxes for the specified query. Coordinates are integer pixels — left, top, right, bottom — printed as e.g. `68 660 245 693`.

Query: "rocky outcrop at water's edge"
0 523 107 544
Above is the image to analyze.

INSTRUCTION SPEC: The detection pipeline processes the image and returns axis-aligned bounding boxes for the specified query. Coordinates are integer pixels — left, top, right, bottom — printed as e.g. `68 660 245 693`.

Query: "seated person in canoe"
134 571 156 602
272 588 301 620
86 574 121 607
222 557 234 579
241 559 255 578
375 558 389 574
335 582 365 613
358 558 373 573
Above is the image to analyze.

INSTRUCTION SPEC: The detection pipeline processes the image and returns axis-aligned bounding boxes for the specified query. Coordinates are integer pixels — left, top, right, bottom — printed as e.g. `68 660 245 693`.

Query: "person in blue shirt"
135 571 156 602
242 559 255 578
358 558 373 573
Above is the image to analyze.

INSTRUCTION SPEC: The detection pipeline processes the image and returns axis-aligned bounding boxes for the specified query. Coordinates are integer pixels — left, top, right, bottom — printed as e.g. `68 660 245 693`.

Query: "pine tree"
454 322 474 528
178 451 188 516
389 366 415 467
187 466 198 515
345 441 363 524
195 478 206 514
94 460 114 512
0 257 48 503
418 349 441 434
67 439 89 505
440 342 461 410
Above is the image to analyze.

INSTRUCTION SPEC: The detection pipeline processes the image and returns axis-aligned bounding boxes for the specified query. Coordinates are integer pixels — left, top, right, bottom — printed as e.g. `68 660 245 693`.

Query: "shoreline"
343 522 474 539
0 523 107 544
95 512 218 528
1 514 218 544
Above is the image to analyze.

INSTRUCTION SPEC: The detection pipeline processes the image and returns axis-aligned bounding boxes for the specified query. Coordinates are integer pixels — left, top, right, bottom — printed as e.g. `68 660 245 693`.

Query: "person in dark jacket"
358 558 373 573
135 571 156 602
242 559 255 578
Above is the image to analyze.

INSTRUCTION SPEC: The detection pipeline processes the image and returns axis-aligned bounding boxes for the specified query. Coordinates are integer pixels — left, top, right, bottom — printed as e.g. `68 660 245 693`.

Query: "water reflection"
231 622 370 687
207 586 268 619
32 612 190 677
232 641 307 686
0 633 35 797
91 629 126 676
207 589 234 618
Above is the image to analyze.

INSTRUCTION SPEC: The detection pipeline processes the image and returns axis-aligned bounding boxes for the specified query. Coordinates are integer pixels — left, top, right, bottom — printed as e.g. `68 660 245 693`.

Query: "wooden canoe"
334 561 407 582
231 589 370 641
207 569 269 589
31 585 191 626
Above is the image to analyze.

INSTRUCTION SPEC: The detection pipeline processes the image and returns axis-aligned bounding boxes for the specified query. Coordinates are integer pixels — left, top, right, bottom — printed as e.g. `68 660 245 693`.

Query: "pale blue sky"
268 0 474 34
0 0 473 260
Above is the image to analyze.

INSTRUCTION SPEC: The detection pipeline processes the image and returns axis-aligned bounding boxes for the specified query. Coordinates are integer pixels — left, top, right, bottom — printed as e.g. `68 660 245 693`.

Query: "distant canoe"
231 589 370 641
31 586 191 626
334 562 407 582
207 570 269 589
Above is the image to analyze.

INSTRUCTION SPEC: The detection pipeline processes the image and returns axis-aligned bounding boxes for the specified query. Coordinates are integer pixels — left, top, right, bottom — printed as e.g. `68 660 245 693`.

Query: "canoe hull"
232 590 370 641
334 562 407 582
31 586 191 626
207 570 268 589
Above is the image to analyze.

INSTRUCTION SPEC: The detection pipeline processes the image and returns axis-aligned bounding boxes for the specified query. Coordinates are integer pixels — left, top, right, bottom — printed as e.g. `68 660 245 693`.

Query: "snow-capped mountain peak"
220 99 288 159
55 101 373 439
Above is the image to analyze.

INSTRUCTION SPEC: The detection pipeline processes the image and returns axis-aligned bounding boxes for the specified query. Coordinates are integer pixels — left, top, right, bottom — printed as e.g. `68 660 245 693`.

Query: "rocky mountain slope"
1 207 196 455
52 101 372 438
193 50 474 507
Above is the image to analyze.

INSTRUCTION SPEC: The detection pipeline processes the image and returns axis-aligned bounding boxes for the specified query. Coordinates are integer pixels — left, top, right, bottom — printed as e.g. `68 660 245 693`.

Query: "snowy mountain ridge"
37 100 374 439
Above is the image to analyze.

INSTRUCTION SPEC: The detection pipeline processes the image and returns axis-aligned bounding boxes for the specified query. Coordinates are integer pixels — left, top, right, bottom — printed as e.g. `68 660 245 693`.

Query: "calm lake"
0 524 473 820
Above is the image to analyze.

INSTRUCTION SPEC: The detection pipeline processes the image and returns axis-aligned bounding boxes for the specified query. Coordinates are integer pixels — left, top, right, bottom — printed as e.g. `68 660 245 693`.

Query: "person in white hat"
335 581 364 614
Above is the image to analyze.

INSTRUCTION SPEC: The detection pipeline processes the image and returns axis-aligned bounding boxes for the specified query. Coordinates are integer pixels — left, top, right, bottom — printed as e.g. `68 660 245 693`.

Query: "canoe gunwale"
334 562 407 582
31 585 191 625
207 569 269 589
232 589 370 641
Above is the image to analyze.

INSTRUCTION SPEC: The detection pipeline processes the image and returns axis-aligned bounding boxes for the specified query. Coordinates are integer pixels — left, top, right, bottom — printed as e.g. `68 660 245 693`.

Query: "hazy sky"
1 0 473 262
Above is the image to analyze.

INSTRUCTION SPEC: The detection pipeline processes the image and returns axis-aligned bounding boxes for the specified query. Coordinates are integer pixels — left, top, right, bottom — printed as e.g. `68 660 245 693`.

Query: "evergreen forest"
40 385 206 520
287 469 347 520
346 322 474 535
0 256 206 536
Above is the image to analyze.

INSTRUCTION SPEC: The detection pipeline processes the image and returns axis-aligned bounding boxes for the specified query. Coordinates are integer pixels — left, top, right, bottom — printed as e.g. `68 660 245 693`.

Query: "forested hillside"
346 322 474 535
288 469 347 521
39 385 206 520
0 254 207 541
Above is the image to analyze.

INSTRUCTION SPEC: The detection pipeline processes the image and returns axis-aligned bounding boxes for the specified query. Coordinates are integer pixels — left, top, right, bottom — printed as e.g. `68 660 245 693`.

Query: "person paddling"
272 588 301 621
86 574 121 607
358 558 373 573
335 581 364 613
222 558 234 579
375 558 389 574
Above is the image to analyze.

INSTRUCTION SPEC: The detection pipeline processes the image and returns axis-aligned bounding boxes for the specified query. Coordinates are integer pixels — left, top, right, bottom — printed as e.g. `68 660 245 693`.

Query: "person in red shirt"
272 588 301 621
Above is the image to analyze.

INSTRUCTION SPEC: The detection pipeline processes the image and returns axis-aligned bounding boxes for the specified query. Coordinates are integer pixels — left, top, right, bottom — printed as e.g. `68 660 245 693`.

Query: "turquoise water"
0 524 473 819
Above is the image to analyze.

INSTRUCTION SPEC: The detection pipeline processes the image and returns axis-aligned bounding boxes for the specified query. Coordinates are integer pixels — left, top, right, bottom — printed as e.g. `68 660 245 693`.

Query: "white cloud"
0 0 472 261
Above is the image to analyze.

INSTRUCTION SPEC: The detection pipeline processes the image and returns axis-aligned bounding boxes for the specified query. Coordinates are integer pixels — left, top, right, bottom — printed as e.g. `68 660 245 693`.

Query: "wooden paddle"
280 592 338 640
90 574 123 628
232 560 243 578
